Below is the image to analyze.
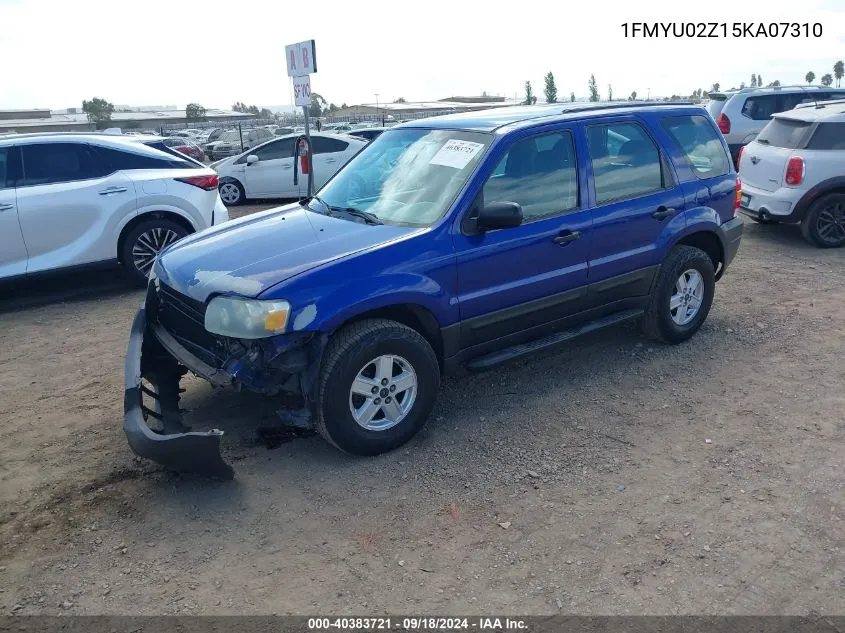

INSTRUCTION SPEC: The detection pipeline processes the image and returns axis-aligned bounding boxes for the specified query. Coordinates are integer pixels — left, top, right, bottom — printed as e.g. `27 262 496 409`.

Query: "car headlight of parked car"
204 297 291 339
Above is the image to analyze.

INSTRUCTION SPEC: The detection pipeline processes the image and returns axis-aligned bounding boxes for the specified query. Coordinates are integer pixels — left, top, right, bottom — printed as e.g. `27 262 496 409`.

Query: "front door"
242 138 298 198
453 127 592 350
310 135 353 190
0 146 27 279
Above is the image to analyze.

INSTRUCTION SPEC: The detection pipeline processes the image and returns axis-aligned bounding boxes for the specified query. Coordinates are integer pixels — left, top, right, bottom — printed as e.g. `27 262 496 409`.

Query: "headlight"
204 297 290 339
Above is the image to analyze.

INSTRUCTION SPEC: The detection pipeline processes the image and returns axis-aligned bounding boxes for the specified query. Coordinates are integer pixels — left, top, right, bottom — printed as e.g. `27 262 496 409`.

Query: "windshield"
756 118 813 148
313 128 492 226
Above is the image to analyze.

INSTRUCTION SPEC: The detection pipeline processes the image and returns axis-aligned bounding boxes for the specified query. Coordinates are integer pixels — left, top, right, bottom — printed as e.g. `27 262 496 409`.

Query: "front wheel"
800 193 845 248
315 319 440 455
642 245 715 344
218 179 246 205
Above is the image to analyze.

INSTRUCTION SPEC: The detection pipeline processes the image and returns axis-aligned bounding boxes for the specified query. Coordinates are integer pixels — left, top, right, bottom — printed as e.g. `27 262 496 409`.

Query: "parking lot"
1 208 844 615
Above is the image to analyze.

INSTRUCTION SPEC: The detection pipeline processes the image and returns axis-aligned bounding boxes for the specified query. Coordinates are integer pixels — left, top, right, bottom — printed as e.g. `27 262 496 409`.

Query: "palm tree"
834 61 844 87
805 71 816 84
821 73 833 87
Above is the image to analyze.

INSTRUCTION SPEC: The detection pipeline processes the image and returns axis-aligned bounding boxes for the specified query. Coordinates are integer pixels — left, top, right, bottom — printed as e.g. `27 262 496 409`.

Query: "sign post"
286 40 317 198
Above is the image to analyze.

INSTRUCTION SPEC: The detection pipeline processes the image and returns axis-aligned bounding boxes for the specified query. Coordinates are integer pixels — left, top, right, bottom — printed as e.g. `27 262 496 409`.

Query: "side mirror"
246 154 259 165
476 201 523 230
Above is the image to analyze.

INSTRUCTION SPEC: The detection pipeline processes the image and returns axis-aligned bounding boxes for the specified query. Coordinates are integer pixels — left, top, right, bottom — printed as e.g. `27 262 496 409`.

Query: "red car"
162 136 206 162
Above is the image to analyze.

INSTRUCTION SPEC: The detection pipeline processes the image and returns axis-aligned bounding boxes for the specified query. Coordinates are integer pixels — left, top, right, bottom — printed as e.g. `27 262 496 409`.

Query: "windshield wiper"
310 196 383 225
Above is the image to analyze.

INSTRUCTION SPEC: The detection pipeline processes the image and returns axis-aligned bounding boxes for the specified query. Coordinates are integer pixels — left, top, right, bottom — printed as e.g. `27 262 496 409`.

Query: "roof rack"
556 100 695 114
795 97 845 110
735 84 834 95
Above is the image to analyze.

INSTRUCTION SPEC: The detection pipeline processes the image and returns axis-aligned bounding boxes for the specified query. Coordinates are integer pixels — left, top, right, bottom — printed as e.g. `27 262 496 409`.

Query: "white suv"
0 133 229 284
738 99 845 247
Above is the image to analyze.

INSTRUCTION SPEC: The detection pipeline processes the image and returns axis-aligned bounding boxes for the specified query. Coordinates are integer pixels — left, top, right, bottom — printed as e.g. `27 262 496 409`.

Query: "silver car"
713 85 845 165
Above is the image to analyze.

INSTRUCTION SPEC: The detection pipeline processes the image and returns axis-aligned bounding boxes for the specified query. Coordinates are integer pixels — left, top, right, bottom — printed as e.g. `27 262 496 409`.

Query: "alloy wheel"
132 228 180 276
348 354 418 431
815 202 845 245
219 182 241 204
669 269 705 326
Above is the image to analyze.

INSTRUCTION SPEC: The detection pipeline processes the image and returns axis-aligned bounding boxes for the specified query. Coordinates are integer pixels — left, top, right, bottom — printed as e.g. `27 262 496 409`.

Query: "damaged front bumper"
123 306 235 479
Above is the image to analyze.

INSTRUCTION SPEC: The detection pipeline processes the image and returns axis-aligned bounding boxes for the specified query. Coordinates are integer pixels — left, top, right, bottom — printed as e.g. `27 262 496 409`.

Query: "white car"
738 98 845 247
213 133 367 204
0 133 229 284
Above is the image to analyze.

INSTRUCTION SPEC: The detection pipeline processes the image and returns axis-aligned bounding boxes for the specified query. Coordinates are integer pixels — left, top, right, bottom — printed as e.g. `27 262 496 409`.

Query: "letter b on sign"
285 40 317 77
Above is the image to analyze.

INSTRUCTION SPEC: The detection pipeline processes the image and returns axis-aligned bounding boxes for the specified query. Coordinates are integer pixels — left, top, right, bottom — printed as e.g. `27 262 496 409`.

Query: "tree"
185 103 206 121
523 80 537 105
834 61 844 87
629 90 637 101
393 97 406 103
341 103 348 109
751 74 757 88
231 101 247 113
309 92 327 117
82 97 115 123
259 108 273 118
768 80 781 87
570 92 576 102
757 74 762 86
805 71 816 84
607 84 613 101
588 74 600 102
247 105 259 115
543 71 558 103
739 82 746 89
711 82 720 92
821 73 833 87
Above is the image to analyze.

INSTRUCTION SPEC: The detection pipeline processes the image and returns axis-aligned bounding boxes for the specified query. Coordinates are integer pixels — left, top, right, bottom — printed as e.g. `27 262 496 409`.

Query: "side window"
661 115 730 179
807 123 845 150
20 143 107 186
95 145 192 170
0 147 9 189
586 122 664 205
482 130 578 221
312 136 350 154
741 95 779 120
252 139 295 161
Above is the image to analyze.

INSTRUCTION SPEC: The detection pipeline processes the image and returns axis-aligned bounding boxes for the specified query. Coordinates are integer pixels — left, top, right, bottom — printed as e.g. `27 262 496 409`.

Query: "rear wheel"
218 179 246 205
642 246 715 344
316 319 440 456
800 193 845 248
120 218 188 285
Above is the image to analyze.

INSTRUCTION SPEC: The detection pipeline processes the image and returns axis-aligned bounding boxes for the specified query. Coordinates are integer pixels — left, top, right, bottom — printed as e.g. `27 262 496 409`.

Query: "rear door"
0 146 28 279
241 138 298 198
583 117 685 292
16 142 136 273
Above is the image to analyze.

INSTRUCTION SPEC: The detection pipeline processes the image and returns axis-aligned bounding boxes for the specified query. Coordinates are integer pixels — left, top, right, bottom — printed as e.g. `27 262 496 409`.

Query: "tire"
218 179 246 206
642 245 716 344
315 319 440 456
800 193 845 248
120 218 189 286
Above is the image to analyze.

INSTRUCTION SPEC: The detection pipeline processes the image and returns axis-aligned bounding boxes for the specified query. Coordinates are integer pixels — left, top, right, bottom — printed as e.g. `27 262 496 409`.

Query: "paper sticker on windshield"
429 139 485 169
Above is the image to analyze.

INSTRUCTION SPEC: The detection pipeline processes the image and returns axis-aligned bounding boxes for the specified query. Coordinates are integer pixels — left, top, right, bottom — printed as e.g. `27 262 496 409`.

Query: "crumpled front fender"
123 306 234 480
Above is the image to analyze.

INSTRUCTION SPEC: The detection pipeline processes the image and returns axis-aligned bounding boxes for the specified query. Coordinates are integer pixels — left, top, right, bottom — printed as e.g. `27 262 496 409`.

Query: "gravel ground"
1 208 844 615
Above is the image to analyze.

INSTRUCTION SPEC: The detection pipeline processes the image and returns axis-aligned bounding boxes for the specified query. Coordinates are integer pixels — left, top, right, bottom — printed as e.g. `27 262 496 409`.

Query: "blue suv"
124 102 743 478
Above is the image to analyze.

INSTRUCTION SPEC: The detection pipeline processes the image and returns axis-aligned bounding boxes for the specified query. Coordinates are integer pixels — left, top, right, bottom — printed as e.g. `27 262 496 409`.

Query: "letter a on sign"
285 40 317 77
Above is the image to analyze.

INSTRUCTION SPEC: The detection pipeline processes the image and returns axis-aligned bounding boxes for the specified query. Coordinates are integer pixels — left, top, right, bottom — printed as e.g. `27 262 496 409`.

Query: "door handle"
325 159 337 163
652 206 676 220
99 187 127 195
0 203 13 211
553 231 581 245
282 165 292 169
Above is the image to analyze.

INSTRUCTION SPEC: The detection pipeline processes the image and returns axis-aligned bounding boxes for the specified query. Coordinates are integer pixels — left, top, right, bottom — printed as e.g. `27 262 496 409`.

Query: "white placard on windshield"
429 139 484 169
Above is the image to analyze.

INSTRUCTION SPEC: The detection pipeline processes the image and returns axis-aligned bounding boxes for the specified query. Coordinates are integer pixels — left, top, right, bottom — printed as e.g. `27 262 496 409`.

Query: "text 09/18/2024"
621 22 823 38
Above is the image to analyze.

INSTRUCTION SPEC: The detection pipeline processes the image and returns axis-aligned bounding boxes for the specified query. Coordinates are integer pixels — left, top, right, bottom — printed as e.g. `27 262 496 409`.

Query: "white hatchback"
738 99 845 247
0 133 228 284
213 133 367 204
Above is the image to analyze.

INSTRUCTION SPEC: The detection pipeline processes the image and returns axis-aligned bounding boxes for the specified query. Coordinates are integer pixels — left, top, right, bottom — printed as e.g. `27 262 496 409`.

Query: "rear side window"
586 122 664 205
756 119 813 149
20 143 108 186
661 115 730 179
483 130 578 220
806 122 845 150
95 145 193 170
312 136 350 154
245 138 295 161
0 147 12 189
741 95 782 120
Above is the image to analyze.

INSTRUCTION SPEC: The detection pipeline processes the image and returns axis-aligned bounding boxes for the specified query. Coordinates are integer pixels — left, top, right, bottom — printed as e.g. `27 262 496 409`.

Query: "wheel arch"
117 211 196 263
674 230 724 280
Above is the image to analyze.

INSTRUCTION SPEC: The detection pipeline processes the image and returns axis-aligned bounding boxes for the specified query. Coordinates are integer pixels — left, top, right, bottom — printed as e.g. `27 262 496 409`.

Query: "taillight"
734 175 742 216
176 174 219 190
717 113 731 134
785 156 804 186
737 145 744 166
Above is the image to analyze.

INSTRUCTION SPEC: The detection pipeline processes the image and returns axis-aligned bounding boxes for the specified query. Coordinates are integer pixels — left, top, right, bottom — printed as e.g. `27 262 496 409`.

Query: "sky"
2 0 845 111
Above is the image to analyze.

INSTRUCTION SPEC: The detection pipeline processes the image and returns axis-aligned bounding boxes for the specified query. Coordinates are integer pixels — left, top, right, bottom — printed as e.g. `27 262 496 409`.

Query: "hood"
155 204 418 302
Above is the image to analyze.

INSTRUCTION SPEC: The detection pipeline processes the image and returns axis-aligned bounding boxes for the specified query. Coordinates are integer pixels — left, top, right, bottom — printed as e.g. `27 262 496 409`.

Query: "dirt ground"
1 205 844 616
